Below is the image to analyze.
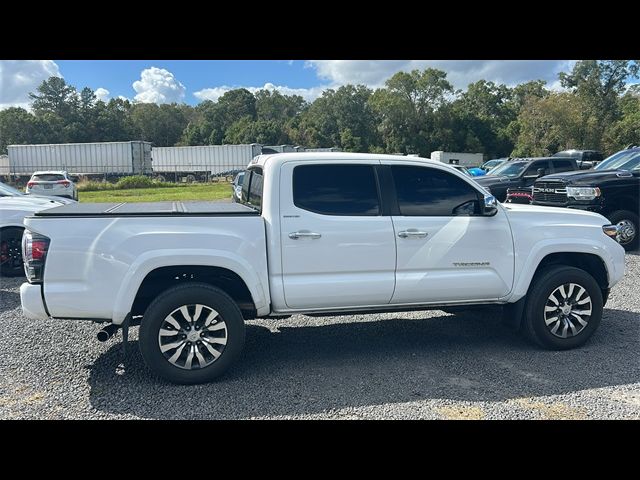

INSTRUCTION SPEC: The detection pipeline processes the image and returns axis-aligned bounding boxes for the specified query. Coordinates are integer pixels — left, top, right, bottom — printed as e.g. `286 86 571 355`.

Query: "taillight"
22 230 50 283
27 181 35 188
58 180 70 187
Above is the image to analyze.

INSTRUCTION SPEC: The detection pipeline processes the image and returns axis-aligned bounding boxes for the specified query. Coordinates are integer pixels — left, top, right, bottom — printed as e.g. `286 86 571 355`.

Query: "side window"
241 167 264 210
525 161 549 176
293 164 380 216
552 159 574 173
391 165 480 216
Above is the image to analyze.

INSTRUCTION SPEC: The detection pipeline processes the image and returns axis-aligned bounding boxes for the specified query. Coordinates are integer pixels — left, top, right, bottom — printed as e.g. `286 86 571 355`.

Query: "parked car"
20 152 625 384
231 171 245 202
475 156 580 202
552 150 604 169
505 187 533 204
0 182 71 277
26 171 78 200
533 146 640 250
467 167 486 177
481 158 508 172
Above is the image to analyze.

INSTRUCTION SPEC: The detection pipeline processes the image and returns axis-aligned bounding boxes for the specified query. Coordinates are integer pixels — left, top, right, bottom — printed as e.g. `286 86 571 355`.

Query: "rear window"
241 168 264 210
32 174 65 182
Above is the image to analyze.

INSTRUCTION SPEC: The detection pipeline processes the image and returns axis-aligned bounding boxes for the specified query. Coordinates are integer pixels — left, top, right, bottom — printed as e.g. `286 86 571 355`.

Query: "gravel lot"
1 253 639 419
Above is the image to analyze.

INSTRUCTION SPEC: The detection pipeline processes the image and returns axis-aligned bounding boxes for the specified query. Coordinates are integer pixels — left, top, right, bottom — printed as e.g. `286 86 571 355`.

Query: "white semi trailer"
151 144 263 182
7 142 152 179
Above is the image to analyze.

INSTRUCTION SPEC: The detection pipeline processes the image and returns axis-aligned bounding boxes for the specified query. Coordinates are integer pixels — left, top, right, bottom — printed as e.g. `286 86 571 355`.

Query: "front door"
386 163 514 304
280 161 397 309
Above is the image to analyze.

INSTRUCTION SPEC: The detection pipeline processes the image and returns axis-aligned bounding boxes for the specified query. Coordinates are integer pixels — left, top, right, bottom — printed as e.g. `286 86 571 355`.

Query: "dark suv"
474 157 579 202
553 150 604 169
533 147 640 250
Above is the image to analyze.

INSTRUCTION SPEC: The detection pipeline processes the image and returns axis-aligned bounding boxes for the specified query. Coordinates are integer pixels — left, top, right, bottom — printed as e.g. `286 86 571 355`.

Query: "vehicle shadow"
87 307 640 419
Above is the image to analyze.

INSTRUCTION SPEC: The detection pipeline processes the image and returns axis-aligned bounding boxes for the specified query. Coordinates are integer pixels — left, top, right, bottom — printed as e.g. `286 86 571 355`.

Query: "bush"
78 176 174 192
116 175 156 189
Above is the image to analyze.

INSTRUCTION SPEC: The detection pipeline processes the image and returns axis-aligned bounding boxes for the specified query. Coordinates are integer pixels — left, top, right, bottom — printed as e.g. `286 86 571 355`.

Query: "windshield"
595 150 640 171
0 182 24 197
488 161 528 177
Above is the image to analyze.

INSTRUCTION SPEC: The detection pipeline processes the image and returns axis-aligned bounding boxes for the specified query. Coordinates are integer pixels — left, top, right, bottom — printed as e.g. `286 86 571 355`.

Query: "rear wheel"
522 266 603 350
139 283 245 384
608 210 638 251
0 228 25 277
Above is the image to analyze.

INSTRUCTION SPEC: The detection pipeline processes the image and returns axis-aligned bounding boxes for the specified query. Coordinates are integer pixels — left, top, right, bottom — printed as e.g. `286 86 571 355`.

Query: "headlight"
566 186 601 200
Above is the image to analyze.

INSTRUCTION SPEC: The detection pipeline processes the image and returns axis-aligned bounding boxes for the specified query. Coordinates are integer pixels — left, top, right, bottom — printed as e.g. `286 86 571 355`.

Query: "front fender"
111 248 269 324
505 238 624 302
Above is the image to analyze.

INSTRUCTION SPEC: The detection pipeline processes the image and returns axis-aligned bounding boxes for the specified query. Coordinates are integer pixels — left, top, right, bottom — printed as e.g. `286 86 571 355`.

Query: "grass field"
79 183 232 203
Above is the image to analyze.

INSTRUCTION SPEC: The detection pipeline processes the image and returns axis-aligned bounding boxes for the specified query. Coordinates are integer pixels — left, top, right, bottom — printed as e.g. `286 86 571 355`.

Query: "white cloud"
94 87 110 102
307 60 576 90
194 82 327 103
132 67 186 104
0 60 61 110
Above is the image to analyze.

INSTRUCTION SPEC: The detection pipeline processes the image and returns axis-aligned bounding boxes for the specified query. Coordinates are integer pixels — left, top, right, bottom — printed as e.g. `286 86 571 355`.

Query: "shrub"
116 175 156 189
77 180 115 192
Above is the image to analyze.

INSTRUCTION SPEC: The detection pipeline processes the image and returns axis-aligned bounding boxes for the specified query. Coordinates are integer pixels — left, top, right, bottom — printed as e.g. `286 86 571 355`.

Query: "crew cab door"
279 161 396 309
385 163 514 304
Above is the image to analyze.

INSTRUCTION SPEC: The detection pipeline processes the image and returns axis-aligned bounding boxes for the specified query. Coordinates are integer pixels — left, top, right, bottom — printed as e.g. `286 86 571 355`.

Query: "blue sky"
1 60 637 110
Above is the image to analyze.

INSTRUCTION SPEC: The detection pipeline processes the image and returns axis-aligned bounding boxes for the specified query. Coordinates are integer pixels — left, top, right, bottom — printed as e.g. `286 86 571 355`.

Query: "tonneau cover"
34 201 258 217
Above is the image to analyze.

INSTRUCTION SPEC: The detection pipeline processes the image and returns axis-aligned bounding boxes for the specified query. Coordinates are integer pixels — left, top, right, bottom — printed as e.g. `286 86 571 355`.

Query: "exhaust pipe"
97 323 119 342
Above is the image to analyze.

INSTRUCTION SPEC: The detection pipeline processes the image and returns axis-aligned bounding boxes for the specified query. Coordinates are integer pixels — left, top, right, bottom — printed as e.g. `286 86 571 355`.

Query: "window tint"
293 164 380 216
32 174 65 182
524 161 550 176
391 166 480 216
241 168 264 210
552 159 574 173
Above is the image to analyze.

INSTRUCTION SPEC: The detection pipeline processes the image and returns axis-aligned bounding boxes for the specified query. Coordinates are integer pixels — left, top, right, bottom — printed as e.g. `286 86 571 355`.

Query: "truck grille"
533 182 567 204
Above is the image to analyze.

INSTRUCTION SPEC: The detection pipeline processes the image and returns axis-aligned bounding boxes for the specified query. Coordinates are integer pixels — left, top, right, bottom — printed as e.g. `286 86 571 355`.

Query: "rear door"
551 159 575 174
279 161 396 309
386 163 514 304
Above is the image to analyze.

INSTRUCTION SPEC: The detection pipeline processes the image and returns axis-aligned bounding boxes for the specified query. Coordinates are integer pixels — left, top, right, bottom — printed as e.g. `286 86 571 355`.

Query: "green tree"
559 60 639 149
0 108 43 153
130 103 189 146
369 68 454 155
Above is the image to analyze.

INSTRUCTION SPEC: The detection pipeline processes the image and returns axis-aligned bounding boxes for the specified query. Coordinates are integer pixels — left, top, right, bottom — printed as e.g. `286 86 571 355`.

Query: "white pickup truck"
20 153 626 384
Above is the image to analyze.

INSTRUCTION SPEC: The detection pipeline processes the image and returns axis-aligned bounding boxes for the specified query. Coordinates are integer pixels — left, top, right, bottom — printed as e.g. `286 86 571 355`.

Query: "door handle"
398 229 428 239
289 231 322 240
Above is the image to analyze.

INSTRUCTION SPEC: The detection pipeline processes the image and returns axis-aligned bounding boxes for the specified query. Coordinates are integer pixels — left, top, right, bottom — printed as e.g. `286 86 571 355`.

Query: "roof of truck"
251 152 441 168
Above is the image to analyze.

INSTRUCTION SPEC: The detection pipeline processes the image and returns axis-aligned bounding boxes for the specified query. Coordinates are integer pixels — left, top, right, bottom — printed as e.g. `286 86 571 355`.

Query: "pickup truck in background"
533 146 640 251
20 153 626 384
552 149 604 169
475 156 581 202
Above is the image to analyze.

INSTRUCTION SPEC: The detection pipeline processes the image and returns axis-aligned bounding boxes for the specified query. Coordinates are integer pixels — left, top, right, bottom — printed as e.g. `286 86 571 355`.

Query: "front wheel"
608 210 638 251
0 228 25 277
522 266 603 350
139 283 245 384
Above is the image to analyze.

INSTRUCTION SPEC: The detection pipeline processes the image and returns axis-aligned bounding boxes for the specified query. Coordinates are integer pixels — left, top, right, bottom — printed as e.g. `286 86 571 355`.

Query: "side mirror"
536 168 546 177
483 194 498 216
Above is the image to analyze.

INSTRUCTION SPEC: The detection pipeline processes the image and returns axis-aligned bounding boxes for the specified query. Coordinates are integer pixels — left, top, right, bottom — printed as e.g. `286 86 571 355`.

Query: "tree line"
1 60 638 158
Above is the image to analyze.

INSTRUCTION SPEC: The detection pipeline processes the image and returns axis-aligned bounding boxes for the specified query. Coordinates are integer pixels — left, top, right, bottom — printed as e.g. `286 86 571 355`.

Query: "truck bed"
34 201 258 217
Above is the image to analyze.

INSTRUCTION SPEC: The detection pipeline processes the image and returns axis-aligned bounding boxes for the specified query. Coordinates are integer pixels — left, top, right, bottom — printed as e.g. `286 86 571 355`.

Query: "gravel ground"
1 253 638 420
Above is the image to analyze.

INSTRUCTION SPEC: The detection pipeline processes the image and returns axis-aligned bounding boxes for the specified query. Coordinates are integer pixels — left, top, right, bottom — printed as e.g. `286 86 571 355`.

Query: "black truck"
474 156 580 202
532 146 640 251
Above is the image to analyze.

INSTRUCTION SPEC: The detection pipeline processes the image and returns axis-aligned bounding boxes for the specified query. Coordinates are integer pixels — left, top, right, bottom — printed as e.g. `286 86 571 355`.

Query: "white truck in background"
20 152 626 384
431 151 484 167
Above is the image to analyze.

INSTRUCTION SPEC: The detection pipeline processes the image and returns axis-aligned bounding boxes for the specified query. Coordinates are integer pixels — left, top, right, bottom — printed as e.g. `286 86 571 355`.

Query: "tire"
608 210 639 251
0 228 25 277
522 266 603 350
139 282 245 384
